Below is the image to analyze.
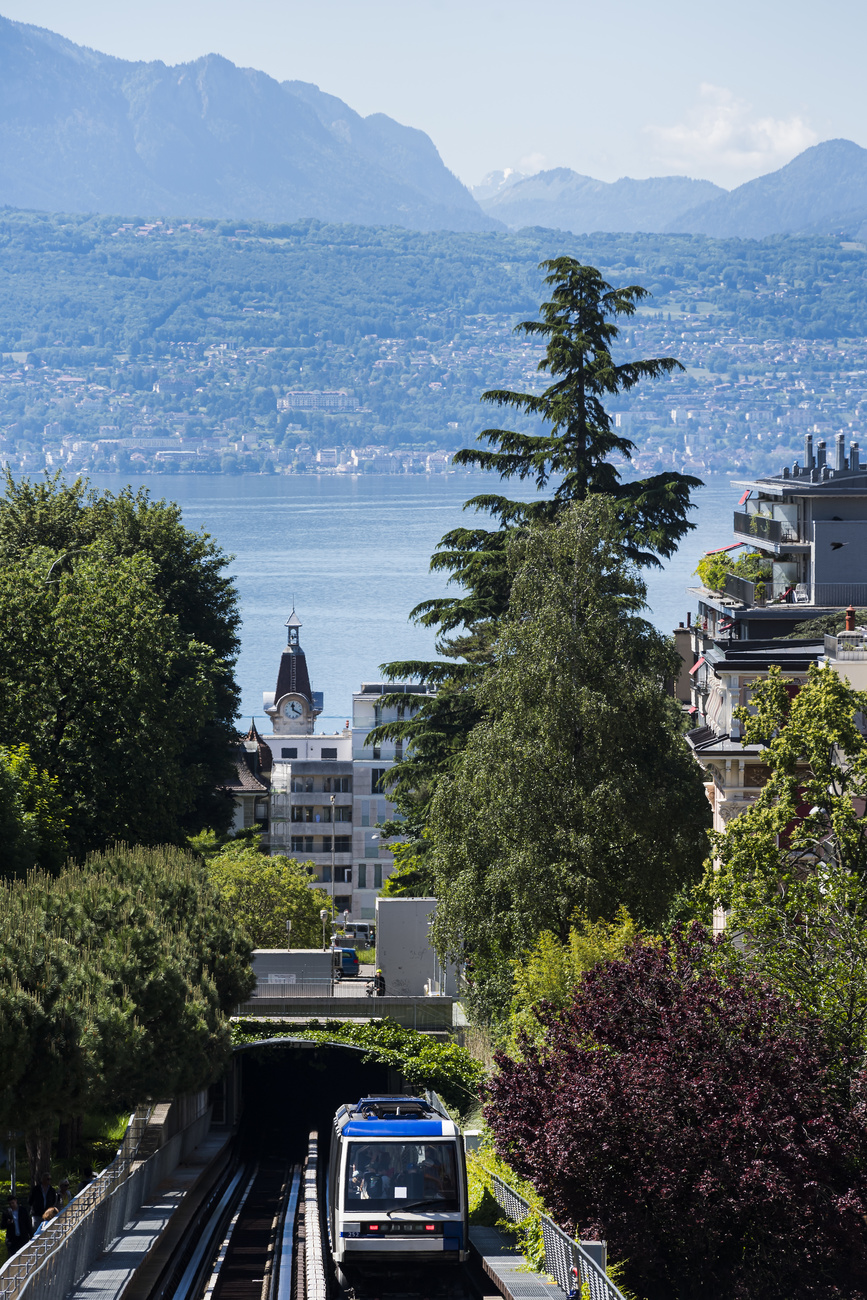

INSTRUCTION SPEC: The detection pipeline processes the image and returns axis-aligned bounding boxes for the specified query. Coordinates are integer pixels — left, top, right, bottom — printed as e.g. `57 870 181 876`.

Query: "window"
322 864 332 883
372 744 381 759
395 740 403 761
291 777 304 793
335 866 352 883
334 805 352 823
290 836 314 854
306 776 314 793
291 807 304 823
371 768 388 794
254 799 269 822
324 776 352 793
282 747 298 759
334 835 352 853
343 1142 458 1212
374 864 383 889
321 747 338 759
358 863 367 889
321 836 332 853
334 893 352 914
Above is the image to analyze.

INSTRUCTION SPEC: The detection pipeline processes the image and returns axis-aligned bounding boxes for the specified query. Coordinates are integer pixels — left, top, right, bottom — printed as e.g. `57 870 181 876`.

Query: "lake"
83 471 738 724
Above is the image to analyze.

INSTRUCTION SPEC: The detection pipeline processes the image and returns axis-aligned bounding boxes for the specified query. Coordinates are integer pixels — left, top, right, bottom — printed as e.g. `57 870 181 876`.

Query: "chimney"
835 433 846 472
846 605 857 632
852 441 860 471
804 433 814 469
817 439 827 469
686 612 691 627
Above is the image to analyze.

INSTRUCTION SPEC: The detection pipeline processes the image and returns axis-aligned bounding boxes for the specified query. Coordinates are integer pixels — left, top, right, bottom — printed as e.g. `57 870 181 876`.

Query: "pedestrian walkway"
65 1132 228 1300
470 1225 566 1300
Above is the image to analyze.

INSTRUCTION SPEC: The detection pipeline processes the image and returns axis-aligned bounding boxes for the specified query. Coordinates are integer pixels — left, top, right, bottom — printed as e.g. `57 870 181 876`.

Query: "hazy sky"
2 0 863 190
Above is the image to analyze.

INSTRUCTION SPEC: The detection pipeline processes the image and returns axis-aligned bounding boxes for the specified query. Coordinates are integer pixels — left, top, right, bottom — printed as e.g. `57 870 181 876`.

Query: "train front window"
344 1142 459 1212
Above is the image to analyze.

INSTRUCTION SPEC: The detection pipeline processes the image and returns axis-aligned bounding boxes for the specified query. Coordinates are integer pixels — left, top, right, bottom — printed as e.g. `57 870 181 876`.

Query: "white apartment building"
224 609 432 920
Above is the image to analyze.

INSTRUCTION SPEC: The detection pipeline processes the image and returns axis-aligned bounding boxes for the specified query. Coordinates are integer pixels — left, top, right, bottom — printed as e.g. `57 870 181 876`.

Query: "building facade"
224 609 432 920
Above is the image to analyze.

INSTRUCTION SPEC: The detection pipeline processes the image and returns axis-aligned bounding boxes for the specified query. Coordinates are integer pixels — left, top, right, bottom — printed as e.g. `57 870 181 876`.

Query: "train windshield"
344 1141 459 1212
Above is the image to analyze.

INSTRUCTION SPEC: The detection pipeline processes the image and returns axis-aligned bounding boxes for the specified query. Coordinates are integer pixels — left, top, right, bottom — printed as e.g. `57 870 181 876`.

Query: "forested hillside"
2 209 867 476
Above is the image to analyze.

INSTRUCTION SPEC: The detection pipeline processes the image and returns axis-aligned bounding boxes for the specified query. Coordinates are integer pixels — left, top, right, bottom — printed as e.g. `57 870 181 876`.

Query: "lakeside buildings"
678 433 867 927
224 609 432 919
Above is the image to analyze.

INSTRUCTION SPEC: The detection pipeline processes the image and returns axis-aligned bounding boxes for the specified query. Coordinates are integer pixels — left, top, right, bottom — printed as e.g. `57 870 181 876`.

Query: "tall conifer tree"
373 258 700 848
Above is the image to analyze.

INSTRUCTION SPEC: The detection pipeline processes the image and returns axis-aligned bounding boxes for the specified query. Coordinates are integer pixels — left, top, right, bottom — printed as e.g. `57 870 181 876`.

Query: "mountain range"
0 15 496 231
474 140 867 241
3 14 867 242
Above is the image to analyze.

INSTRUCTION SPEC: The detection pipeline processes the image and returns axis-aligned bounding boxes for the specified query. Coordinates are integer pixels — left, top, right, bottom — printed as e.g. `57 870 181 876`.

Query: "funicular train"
327 1095 469 1286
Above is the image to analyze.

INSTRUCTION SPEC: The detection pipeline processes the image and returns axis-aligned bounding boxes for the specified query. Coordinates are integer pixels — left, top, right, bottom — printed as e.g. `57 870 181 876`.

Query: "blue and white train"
327 1095 469 1284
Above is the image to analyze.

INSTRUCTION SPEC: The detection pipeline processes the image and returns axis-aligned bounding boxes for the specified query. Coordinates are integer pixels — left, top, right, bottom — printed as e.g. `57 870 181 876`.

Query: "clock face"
284 700 304 718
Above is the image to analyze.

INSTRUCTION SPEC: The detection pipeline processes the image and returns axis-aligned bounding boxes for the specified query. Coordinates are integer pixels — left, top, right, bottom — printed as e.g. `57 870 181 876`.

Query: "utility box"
251 949 332 983
374 898 457 996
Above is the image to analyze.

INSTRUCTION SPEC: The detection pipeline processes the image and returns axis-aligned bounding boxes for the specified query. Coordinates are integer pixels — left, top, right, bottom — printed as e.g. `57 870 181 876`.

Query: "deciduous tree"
486 928 867 1300
0 473 240 841
706 662 867 1058
206 840 329 949
0 744 68 878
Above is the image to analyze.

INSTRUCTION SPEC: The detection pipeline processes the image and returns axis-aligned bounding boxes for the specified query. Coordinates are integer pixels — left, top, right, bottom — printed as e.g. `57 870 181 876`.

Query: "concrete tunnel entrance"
232 1039 400 1160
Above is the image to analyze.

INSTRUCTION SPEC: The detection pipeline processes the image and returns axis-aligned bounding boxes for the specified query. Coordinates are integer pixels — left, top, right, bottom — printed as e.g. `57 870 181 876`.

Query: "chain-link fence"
483 1167 626 1300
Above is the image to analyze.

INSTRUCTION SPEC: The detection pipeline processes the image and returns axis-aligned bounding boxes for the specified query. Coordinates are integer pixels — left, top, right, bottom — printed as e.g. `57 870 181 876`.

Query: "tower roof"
285 609 302 629
275 647 314 706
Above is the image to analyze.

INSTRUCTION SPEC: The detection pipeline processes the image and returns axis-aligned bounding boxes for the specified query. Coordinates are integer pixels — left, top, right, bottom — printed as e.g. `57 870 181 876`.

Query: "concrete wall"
374 898 457 996
252 948 332 980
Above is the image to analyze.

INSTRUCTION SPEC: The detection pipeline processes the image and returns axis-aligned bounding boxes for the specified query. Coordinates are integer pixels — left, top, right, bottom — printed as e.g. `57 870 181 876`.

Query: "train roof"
334 1094 459 1139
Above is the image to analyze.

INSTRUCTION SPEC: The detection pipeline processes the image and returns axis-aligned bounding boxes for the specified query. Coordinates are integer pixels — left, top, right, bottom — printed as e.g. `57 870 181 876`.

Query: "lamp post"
330 794 335 911
320 908 329 952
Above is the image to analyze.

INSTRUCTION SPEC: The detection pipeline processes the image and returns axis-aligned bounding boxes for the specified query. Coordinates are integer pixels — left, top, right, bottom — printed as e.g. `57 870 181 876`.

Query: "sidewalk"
65 1132 229 1300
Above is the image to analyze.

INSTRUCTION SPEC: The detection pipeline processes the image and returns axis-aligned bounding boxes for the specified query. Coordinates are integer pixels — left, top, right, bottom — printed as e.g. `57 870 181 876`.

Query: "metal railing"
482 1166 627 1300
0 1097 211 1300
733 510 784 546
0 1105 152 1300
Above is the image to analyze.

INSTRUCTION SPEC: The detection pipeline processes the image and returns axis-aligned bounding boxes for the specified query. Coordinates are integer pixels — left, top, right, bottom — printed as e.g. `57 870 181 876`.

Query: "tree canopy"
706 662 867 1059
0 475 240 856
0 844 254 1146
373 258 700 842
205 838 330 948
0 744 68 877
487 928 867 1300
426 498 710 1019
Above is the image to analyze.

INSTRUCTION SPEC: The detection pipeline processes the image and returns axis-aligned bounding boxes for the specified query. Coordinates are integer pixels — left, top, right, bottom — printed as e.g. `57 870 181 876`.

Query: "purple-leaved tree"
485 928 867 1300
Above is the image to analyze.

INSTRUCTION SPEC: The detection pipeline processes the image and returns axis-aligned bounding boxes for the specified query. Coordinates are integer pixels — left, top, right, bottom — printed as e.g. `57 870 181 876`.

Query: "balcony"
733 511 784 548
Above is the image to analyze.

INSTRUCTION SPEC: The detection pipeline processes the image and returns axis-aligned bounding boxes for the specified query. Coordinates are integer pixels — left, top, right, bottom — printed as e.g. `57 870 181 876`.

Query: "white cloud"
518 152 547 175
646 84 818 185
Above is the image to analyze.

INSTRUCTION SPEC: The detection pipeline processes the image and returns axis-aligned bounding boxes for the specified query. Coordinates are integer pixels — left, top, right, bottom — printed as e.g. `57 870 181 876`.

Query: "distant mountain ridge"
667 139 867 238
474 167 724 233
474 141 867 241
0 14 497 231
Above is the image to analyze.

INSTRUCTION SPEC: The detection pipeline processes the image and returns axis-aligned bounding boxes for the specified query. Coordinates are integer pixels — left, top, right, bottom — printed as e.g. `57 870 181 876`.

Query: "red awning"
703 542 747 555
720 621 733 630
689 656 706 675
687 705 697 714
738 489 751 505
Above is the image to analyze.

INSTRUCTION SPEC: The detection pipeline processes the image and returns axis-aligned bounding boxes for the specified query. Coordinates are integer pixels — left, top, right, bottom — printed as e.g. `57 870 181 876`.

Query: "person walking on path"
29 1172 56 1219
57 1178 72 1209
2 1195 33 1255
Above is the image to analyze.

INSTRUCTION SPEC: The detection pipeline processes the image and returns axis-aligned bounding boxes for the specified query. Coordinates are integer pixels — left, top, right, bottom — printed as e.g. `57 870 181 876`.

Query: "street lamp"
330 794 335 911
320 908 329 952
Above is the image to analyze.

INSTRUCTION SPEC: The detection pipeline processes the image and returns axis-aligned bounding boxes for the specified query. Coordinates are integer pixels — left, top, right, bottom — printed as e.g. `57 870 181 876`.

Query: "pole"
330 794 335 912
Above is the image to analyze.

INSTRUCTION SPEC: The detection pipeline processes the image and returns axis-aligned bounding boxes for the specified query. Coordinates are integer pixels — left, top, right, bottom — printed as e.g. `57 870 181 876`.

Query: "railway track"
160 1132 486 1300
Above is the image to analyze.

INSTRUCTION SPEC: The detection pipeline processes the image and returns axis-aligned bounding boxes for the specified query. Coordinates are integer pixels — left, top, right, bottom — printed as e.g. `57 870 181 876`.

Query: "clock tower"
264 609 323 735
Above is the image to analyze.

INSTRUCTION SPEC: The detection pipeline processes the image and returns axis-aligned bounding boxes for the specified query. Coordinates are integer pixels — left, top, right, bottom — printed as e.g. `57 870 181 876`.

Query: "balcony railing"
720 581 867 611
733 511 800 546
